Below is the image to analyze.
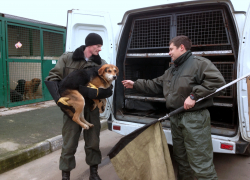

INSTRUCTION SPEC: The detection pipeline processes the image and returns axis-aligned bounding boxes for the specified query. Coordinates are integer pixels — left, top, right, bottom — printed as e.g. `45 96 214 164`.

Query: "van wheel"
243 145 250 156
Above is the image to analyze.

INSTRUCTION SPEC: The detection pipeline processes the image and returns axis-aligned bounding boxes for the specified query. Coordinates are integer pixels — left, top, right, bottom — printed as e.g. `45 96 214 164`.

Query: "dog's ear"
98 65 107 76
32 78 35 83
115 66 119 76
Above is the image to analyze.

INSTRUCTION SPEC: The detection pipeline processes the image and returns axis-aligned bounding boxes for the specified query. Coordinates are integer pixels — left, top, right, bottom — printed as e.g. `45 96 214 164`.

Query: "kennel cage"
0 14 66 107
120 7 238 129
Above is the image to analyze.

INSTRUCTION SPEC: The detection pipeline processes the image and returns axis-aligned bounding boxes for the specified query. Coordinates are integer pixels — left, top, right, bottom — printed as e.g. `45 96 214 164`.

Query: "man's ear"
180 44 186 51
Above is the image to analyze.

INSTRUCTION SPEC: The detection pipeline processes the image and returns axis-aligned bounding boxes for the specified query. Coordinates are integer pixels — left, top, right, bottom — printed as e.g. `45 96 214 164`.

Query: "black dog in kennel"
10 79 26 102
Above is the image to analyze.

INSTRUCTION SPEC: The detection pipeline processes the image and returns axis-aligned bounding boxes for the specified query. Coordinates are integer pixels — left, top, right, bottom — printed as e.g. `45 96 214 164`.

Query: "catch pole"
158 72 250 121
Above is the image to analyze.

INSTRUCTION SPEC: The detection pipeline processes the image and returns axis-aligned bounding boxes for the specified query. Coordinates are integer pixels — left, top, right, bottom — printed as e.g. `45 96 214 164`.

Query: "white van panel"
237 4 250 141
66 10 114 64
234 13 246 38
66 10 114 119
112 121 144 135
72 24 108 60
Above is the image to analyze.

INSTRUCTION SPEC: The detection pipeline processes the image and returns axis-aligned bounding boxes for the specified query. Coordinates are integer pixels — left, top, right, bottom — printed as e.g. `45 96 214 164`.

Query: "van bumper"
108 119 250 155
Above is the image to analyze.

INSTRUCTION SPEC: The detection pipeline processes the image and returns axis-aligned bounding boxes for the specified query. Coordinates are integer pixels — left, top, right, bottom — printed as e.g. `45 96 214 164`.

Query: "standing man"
45 33 112 180
122 36 226 180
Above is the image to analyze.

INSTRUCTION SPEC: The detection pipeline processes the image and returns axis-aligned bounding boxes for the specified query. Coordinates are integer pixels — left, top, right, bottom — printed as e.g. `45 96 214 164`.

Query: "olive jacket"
133 50 226 111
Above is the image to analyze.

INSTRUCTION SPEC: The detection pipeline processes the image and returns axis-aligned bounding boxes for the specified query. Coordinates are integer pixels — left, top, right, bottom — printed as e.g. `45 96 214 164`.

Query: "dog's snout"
113 76 117 80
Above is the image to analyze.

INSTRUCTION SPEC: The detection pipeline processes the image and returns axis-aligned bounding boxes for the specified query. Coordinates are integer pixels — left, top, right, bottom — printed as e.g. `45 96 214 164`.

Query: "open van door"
66 9 115 119
238 4 250 141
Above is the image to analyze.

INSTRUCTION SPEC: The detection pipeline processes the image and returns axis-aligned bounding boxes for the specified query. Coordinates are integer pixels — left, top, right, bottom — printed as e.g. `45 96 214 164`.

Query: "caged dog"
58 64 119 129
10 79 26 102
24 78 41 100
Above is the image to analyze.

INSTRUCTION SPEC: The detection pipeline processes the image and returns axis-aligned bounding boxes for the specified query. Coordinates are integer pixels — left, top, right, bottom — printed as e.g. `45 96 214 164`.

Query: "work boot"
89 165 102 180
62 170 70 180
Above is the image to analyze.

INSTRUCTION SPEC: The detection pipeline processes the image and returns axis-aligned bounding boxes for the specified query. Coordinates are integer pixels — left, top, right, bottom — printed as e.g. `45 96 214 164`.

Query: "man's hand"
184 96 196 110
122 80 134 89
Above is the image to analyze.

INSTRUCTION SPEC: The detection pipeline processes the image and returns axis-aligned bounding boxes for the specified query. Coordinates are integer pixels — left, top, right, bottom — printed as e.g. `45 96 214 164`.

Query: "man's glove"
79 85 113 99
44 81 73 112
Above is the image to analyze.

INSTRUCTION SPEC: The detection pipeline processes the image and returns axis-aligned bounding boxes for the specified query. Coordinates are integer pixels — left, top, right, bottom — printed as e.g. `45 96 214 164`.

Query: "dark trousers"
59 105 101 171
170 109 218 180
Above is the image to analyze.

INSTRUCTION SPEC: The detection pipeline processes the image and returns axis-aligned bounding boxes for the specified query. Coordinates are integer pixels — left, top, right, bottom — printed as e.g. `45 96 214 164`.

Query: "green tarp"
108 120 175 180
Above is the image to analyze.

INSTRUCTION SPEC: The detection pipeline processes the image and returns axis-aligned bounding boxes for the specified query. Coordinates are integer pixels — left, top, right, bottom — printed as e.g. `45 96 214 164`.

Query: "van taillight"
221 143 233 150
113 125 121 130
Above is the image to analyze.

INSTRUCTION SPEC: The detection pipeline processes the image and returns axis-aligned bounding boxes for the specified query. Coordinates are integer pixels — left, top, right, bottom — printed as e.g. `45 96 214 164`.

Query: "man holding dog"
45 33 111 180
122 36 226 180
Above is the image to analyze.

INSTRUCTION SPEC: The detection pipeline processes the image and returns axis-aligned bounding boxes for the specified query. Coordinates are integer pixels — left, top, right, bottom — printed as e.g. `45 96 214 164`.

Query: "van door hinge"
0 36 3 41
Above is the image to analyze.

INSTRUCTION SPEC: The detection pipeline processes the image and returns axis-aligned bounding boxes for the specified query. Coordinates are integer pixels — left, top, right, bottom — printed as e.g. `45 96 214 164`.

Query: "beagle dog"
58 64 119 129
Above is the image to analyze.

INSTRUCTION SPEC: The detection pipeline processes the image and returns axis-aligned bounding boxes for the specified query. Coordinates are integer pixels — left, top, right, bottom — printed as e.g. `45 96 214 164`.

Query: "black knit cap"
85 33 103 46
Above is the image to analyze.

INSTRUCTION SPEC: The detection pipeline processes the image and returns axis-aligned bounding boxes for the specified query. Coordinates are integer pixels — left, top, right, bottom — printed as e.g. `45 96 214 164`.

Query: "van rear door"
66 9 114 119
238 4 250 141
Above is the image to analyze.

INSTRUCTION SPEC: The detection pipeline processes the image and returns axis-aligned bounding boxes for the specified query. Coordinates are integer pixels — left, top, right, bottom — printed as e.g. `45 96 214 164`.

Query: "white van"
66 0 250 155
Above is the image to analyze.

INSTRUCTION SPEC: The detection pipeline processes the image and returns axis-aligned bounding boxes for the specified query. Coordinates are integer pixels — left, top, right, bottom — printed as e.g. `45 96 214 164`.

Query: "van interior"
114 3 239 137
